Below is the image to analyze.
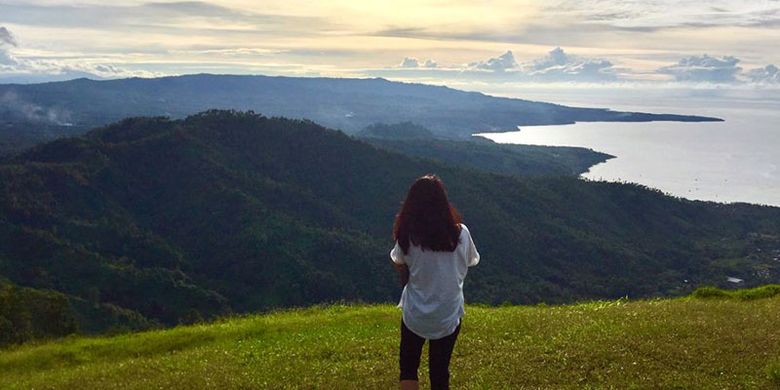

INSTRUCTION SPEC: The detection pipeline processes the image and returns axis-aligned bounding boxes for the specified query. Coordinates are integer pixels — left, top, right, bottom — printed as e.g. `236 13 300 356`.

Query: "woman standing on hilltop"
391 174 480 390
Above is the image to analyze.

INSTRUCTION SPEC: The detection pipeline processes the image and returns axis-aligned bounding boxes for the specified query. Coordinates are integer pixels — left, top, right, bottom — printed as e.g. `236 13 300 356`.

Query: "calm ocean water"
477 88 780 207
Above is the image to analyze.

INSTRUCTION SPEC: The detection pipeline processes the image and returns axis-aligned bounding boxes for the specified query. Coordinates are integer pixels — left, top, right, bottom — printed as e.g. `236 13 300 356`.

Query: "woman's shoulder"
458 223 471 235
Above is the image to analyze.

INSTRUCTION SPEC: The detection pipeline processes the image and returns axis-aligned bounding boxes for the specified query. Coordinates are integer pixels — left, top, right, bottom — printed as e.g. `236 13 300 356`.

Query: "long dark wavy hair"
393 174 462 254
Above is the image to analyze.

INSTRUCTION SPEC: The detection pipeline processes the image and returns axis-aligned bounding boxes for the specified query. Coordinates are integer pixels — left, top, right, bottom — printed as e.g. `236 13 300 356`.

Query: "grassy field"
2 287 780 389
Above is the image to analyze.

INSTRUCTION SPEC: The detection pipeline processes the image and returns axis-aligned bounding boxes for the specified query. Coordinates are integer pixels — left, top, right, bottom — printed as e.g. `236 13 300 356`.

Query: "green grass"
2 291 780 389
691 284 780 301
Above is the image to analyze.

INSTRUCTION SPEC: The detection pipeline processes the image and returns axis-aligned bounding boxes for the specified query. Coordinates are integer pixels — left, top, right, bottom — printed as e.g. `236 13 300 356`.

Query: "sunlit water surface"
476 88 780 207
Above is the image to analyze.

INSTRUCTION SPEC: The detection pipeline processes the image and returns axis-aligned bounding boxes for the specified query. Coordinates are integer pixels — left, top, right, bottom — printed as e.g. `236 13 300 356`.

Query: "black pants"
399 319 461 390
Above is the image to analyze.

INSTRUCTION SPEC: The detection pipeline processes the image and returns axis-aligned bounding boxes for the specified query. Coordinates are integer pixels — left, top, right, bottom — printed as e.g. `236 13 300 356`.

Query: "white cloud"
656 54 742 82
377 48 780 86
0 26 153 82
0 90 72 125
745 64 780 84
461 48 616 81
0 26 16 47
0 2 322 33
1 1 779 83
654 54 779 84
0 50 17 66
522 47 617 81
380 48 619 83
0 26 19 66
399 57 438 68
550 0 780 30
468 50 518 72
400 57 419 68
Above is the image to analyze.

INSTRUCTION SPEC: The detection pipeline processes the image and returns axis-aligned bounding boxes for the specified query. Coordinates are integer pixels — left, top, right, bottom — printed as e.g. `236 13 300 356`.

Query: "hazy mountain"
0 110 776 338
0 74 721 155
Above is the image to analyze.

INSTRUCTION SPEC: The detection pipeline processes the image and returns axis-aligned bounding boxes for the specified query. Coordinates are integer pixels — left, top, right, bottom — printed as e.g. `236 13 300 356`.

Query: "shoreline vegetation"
1 285 778 388
357 122 615 177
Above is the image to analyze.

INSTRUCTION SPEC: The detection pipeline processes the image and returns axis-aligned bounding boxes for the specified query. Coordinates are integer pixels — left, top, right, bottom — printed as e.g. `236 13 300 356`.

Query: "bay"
476 87 780 207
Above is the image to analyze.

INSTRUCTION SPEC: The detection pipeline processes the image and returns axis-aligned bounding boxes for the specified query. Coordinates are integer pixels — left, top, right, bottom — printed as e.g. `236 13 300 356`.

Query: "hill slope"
362 135 613 177
2 290 779 389
0 74 721 154
1 110 779 341
356 121 614 177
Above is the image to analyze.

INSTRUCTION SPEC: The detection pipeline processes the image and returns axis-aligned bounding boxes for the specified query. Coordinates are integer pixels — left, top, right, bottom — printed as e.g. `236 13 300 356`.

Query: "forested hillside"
357 122 613 177
0 110 777 343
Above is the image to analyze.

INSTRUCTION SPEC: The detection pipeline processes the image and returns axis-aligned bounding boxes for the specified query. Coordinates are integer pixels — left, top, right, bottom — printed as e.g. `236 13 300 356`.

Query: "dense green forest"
357 122 613 176
0 110 778 345
357 122 437 139
0 279 76 345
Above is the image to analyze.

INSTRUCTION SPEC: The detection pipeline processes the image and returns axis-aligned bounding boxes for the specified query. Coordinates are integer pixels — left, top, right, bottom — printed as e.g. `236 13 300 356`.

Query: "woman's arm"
390 242 409 287
393 262 410 287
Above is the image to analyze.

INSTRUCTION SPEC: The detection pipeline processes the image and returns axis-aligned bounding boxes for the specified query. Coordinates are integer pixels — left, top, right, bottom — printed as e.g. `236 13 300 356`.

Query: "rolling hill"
0 110 778 344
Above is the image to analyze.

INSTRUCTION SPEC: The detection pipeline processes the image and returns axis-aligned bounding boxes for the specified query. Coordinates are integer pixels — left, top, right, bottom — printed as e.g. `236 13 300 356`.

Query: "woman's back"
391 174 479 390
392 224 480 340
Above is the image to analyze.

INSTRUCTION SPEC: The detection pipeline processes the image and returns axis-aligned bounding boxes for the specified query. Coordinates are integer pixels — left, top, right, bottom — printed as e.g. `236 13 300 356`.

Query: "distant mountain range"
0 74 721 154
0 110 776 341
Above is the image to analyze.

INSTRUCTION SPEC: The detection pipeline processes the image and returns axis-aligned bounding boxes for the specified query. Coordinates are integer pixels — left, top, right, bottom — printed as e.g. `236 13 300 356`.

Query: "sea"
476 86 780 207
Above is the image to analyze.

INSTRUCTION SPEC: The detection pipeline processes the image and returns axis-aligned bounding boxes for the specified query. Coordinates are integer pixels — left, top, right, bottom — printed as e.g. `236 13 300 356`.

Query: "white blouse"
391 224 480 340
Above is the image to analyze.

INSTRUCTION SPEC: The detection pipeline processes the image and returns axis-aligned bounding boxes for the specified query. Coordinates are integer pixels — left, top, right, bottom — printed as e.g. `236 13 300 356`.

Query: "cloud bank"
522 47 617 82
0 27 16 47
385 48 777 85
0 1 778 86
746 64 780 84
0 26 152 83
0 26 19 66
468 51 519 72
0 91 72 125
390 47 618 82
3 13 778 88
657 55 742 82
399 57 437 68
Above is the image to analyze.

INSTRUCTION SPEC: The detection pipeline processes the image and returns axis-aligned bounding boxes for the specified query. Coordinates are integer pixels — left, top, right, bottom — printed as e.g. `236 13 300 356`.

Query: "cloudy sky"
1 0 779 86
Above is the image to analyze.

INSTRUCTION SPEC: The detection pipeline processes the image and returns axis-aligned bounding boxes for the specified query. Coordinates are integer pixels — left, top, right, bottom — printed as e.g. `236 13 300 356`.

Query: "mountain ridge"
0 74 721 154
